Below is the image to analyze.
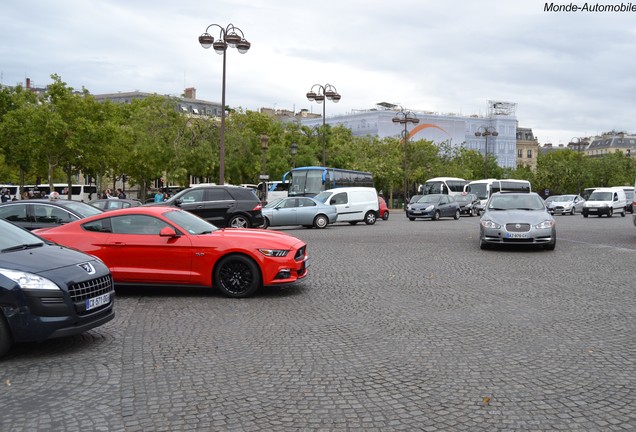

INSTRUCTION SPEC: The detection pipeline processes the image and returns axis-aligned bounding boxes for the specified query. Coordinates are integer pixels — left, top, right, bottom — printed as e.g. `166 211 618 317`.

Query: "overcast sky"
2 0 634 145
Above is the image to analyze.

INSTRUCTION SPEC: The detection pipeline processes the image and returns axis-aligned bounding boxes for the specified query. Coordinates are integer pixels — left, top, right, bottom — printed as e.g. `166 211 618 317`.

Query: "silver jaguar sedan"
479 192 556 250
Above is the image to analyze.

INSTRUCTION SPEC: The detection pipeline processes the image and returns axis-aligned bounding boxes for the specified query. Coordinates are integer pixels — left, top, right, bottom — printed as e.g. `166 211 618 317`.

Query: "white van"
314 187 379 225
582 187 627 218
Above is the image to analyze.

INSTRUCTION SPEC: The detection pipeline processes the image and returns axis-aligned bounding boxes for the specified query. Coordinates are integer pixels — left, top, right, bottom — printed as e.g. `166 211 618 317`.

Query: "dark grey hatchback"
0 219 115 357
149 185 264 228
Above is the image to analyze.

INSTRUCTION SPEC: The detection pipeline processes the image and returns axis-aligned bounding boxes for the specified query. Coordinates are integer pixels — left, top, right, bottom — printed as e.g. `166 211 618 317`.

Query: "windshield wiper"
1 242 44 253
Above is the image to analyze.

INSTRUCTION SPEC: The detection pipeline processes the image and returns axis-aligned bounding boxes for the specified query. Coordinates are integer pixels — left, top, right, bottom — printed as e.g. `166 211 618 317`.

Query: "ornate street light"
290 142 298 168
475 126 499 178
392 108 420 201
199 23 251 185
306 84 341 166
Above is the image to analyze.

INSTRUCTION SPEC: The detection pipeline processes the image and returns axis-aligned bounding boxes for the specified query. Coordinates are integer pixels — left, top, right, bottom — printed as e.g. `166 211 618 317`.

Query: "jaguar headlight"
535 220 555 229
480 220 501 229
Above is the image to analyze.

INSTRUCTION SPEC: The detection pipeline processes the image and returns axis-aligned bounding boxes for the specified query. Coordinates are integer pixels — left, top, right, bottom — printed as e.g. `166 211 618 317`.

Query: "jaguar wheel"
214 254 261 298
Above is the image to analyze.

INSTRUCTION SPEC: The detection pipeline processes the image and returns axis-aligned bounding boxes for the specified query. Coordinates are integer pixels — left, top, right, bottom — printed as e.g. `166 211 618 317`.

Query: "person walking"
154 189 164 202
116 188 126 199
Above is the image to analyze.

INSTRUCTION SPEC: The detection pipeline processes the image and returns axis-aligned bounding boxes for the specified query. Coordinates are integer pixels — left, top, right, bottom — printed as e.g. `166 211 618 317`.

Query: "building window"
518 149 523 158
527 149 533 158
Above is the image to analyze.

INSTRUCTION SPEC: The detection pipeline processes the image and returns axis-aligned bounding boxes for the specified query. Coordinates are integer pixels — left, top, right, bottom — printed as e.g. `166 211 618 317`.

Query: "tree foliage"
1 75 635 201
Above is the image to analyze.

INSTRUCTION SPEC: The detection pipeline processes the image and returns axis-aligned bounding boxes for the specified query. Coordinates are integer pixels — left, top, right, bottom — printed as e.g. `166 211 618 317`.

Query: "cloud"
1 0 634 145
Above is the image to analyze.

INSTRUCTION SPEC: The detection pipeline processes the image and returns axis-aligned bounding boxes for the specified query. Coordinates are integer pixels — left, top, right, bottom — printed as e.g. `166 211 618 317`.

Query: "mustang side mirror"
159 226 179 237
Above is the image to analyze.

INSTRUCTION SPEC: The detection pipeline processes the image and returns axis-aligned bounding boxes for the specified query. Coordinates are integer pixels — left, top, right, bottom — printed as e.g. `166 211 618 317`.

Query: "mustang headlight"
480 220 501 229
0 268 61 291
534 220 555 229
259 249 289 257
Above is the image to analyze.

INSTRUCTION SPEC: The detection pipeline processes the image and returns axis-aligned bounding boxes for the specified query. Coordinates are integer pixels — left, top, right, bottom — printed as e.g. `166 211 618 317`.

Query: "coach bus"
418 177 468 197
464 178 532 206
22 184 98 201
283 166 374 197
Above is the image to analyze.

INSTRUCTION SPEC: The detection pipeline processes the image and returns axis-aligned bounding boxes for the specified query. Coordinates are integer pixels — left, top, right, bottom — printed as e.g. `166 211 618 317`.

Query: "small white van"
582 187 627 218
314 187 379 225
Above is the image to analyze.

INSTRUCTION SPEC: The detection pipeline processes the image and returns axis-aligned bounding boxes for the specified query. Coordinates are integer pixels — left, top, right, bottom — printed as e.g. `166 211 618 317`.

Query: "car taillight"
253 203 262 211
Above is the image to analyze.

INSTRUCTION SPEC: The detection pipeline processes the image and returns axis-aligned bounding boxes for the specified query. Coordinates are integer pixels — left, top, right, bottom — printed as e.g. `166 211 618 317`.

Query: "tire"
608 208 613 217
214 254 261 298
432 210 440 221
0 315 12 358
348 221 358 225
261 217 270 229
570 207 575 215
228 215 250 228
621 208 626 217
313 214 328 229
382 211 389 221
408 217 415 221
479 238 490 250
583 212 588 218
364 211 377 225
454 209 460 220
544 238 556 251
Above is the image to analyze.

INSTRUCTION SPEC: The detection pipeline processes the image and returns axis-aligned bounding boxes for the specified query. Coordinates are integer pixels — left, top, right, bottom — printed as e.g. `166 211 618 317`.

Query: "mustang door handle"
107 242 126 247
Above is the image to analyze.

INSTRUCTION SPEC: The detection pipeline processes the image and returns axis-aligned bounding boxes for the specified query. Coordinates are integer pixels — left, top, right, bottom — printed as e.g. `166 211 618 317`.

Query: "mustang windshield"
163 209 219 234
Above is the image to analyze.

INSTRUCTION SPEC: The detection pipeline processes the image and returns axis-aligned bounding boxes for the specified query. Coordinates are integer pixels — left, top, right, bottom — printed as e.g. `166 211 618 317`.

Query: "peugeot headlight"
480 220 501 229
534 220 555 229
0 268 60 291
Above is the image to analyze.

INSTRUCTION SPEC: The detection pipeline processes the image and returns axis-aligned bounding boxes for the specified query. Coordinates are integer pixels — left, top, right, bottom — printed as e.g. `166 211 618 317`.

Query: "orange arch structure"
407 123 451 141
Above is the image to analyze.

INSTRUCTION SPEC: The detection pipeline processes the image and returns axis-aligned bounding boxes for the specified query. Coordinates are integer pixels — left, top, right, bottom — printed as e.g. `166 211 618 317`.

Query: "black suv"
0 218 115 357
150 185 264 228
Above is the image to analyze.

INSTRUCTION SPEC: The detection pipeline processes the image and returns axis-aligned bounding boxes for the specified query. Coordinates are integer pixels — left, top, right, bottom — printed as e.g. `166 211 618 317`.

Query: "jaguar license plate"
86 293 110 311
506 233 528 239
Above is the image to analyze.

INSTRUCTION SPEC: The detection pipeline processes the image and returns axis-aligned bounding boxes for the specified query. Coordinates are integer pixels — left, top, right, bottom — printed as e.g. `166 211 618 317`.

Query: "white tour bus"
22 184 98 202
418 177 468 197
465 178 532 207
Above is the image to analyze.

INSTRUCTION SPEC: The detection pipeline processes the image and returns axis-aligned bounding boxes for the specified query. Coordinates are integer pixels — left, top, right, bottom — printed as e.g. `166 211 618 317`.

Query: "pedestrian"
116 188 126 199
1 188 10 203
154 189 164 202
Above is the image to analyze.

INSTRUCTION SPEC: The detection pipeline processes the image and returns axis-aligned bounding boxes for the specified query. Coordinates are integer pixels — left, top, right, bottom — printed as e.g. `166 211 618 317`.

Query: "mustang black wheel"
214 255 261 298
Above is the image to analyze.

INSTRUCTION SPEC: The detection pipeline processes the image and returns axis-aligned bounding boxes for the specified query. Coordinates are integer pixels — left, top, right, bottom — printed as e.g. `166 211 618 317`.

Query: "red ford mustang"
34 207 309 298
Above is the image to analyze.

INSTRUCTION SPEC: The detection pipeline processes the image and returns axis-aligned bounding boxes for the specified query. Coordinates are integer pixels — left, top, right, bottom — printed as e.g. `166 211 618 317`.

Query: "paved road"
2 212 635 431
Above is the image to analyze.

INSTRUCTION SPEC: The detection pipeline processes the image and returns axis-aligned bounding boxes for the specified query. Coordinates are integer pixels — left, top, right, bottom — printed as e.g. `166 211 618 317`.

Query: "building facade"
516 127 540 170
298 101 520 169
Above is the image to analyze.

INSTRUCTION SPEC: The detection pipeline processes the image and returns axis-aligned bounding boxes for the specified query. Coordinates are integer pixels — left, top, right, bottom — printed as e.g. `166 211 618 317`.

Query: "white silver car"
547 194 585 215
479 192 556 250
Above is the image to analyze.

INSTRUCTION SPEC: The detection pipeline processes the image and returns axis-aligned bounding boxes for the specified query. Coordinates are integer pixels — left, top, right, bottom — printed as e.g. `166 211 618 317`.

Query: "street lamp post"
392 108 420 201
475 126 499 178
199 23 251 185
260 134 269 202
290 142 298 168
306 84 341 166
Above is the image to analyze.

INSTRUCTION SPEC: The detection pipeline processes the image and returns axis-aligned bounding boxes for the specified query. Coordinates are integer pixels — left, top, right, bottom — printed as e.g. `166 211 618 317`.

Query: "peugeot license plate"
86 293 110 311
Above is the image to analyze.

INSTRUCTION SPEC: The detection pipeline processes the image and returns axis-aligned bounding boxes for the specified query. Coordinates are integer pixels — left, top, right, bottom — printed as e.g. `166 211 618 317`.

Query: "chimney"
184 87 196 99
26 78 31 89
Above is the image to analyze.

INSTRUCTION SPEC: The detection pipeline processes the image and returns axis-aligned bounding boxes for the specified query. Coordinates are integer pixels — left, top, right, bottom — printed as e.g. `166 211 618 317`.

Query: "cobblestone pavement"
1 213 635 431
